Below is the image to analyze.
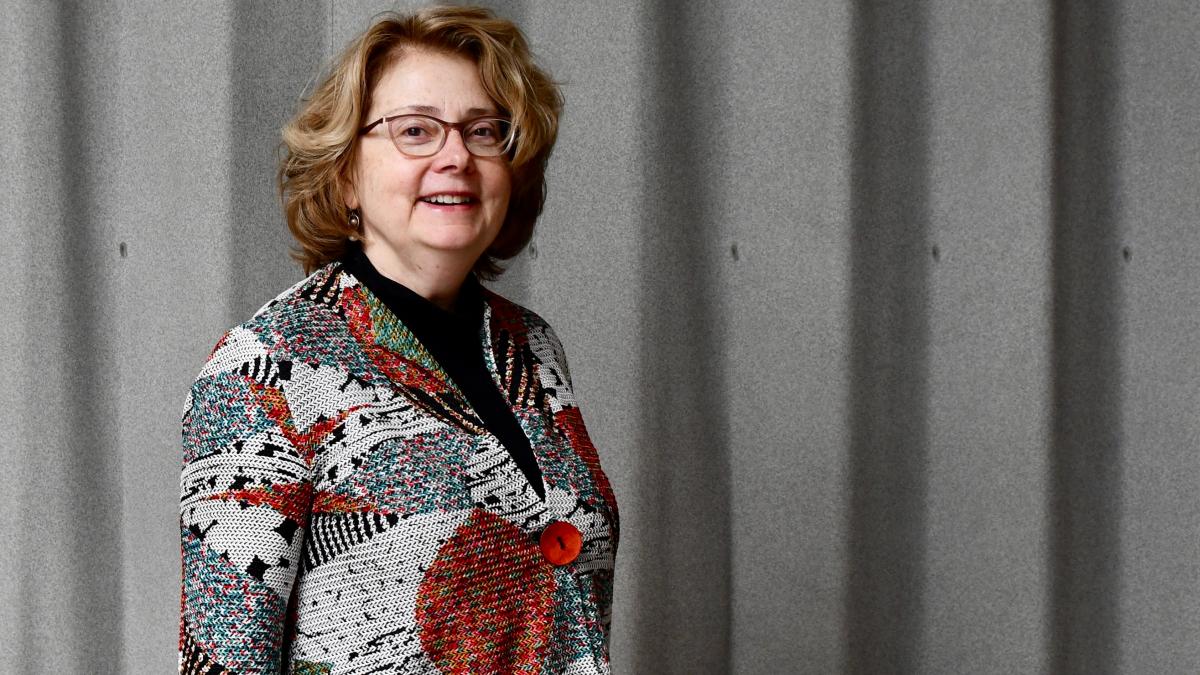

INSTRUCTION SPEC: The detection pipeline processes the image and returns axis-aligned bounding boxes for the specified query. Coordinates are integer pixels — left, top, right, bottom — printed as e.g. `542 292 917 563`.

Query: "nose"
432 127 472 171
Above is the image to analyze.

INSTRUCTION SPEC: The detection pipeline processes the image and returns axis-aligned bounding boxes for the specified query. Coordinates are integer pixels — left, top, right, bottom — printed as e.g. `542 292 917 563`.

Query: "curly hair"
279 5 563 278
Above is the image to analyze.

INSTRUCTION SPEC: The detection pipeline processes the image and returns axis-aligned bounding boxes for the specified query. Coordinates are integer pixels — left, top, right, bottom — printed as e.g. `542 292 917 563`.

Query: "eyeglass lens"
386 115 512 157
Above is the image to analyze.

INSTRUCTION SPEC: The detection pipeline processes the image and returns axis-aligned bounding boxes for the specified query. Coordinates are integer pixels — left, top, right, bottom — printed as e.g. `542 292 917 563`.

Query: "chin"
415 238 488 260
418 225 498 253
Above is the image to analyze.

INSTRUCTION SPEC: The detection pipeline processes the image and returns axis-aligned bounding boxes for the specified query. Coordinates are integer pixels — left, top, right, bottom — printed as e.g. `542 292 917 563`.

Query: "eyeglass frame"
358 113 516 158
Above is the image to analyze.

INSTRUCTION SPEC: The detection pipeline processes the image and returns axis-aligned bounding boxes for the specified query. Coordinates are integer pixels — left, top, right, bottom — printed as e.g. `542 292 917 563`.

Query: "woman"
178 7 618 673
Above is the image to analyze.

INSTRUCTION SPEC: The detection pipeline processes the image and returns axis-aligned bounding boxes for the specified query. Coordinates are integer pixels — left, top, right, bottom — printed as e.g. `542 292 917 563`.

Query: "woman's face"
345 50 512 272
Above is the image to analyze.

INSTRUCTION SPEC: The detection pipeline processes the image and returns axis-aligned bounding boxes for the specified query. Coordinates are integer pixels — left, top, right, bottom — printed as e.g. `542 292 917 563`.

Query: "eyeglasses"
359 114 515 158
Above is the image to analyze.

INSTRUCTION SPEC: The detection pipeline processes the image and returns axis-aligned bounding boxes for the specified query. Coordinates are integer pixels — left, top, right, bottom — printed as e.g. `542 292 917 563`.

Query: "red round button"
539 521 582 565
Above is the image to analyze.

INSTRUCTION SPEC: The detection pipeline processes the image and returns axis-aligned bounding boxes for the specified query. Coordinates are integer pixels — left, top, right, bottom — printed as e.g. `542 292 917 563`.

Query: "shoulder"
185 263 357 423
481 286 554 335
238 263 349 343
482 286 573 381
192 263 352 384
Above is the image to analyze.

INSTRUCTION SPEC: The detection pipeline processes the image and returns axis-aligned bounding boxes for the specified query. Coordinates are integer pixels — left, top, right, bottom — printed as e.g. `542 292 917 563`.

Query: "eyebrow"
394 104 500 117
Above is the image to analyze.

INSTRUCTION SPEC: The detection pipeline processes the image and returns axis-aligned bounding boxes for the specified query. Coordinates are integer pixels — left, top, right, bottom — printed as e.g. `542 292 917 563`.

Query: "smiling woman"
177 6 618 674
345 50 513 307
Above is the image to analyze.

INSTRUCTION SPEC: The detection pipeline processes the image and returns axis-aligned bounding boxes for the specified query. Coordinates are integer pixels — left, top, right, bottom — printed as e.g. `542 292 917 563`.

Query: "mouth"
419 193 477 206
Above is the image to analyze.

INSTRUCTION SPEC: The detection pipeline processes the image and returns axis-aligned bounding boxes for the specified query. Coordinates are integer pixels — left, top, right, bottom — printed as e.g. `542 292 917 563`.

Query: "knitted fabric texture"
179 263 618 674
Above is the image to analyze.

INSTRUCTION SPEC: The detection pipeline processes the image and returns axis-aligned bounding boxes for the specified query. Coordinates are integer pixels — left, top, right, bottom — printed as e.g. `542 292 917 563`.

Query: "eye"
466 119 509 144
389 116 440 143
400 124 434 138
470 123 497 138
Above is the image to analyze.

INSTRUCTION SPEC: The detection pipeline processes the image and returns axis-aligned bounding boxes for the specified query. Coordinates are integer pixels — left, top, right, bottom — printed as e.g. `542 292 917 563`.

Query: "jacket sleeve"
178 326 312 674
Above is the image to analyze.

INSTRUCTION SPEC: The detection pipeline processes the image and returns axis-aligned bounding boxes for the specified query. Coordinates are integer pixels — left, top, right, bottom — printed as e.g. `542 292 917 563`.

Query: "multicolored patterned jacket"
179 262 619 674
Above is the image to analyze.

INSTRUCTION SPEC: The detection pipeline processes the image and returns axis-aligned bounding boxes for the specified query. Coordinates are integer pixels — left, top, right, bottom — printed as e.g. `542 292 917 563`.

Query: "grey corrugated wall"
2 1 1198 673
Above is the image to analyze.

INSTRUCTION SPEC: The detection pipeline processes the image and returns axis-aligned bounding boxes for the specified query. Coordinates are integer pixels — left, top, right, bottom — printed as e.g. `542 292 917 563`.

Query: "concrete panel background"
923 3 1052 673
2 1 1199 673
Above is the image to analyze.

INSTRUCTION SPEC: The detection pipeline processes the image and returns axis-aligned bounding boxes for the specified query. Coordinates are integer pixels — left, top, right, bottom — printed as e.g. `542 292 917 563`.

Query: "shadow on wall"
14 3 127 672
229 0 326 323
842 1 931 672
1049 0 1124 672
841 0 1125 672
630 1 733 674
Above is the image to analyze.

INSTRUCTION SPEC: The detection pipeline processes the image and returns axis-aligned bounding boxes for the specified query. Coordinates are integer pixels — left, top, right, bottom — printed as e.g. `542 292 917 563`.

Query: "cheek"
491 171 513 210
360 156 419 205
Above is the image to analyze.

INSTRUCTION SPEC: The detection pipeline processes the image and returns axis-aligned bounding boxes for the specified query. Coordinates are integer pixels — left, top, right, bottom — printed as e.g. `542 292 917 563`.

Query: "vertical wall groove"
1049 1 1124 672
632 0 733 672
230 0 326 322
843 1 931 672
59 1 126 669
16 2 128 671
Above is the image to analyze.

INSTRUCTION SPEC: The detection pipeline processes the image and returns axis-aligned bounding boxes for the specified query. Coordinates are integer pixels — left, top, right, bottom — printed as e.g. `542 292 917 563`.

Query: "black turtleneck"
340 246 546 501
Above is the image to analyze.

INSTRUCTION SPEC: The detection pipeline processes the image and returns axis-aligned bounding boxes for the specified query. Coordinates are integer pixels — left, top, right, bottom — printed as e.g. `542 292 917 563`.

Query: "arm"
179 327 311 674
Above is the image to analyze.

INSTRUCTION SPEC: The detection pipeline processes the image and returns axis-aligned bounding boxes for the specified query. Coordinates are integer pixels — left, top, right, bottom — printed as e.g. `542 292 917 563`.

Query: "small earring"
348 210 361 240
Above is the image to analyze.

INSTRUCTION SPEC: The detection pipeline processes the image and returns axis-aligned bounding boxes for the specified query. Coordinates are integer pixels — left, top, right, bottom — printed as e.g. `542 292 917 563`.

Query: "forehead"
369 49 498 117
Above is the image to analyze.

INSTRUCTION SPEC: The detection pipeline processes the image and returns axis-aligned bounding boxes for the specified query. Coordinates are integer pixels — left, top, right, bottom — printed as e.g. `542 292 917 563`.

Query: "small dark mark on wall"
730 242 739 261
931 245 940 261
1121 246 1131 262
119 242 127 258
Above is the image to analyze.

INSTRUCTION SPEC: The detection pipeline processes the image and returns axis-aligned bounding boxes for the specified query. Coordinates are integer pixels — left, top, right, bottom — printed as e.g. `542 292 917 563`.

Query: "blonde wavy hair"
279 6 563 278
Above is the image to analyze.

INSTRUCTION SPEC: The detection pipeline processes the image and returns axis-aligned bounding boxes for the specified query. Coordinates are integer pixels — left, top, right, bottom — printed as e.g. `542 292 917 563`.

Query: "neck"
360 240 475 312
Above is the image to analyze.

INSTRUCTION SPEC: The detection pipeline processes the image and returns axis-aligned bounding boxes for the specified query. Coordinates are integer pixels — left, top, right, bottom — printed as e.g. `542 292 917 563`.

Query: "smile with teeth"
420 194 475 205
